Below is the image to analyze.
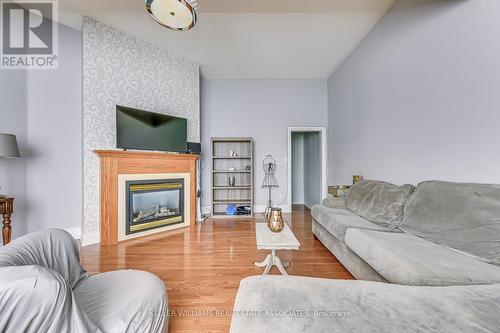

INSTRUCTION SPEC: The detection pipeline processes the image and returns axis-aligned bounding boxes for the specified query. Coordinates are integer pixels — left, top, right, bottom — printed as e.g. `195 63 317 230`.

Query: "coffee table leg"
254 250 290 275
262 260 272 275
254 254 272 275
273 252 289 276
254 254 271 267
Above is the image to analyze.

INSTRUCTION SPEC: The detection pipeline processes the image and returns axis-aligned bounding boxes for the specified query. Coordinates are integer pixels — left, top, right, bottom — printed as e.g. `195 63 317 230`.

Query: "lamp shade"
0 134 20 158
146 0 198 31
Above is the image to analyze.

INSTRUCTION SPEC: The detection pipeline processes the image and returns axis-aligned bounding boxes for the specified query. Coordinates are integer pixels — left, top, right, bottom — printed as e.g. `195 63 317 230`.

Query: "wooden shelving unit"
211 137 253 219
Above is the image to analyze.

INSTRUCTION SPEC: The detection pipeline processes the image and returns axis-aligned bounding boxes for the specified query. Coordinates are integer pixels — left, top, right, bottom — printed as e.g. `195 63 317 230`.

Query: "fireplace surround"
118 173 190 242
94 150 198 245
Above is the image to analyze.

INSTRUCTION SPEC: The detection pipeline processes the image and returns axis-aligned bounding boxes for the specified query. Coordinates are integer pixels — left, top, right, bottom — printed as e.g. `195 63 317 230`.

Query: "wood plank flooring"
80 209 353 333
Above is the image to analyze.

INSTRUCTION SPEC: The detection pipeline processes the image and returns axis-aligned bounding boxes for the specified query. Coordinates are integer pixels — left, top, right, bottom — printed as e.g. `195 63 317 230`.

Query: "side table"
0 197 14 245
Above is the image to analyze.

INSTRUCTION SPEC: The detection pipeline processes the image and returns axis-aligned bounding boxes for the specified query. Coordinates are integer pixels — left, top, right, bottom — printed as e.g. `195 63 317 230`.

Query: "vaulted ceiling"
59 0 396 79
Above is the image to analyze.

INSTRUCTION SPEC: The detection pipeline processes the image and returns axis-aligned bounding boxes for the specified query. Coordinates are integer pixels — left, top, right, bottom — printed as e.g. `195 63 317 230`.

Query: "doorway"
287 127 327 212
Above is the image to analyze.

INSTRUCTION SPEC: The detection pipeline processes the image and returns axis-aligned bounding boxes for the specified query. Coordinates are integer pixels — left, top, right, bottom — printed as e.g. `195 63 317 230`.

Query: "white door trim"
287 127 328 211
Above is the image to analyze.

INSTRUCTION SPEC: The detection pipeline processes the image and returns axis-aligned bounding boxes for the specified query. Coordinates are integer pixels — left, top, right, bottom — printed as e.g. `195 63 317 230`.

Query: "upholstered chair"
0 229 168 333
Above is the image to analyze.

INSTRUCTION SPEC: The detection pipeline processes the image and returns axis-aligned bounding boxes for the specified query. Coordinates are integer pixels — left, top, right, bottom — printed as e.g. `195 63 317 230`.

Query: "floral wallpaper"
82 17 200 240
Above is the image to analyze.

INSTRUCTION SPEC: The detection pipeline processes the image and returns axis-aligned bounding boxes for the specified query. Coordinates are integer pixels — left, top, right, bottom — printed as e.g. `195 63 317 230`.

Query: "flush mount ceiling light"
146 0 198 31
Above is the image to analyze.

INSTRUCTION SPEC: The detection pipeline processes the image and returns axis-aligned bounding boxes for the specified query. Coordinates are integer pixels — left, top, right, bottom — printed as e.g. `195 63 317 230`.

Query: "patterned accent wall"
82 17 200 241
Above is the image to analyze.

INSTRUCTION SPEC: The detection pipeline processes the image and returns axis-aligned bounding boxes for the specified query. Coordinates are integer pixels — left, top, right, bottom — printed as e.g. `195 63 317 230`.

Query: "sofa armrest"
322 196 346 209
0 229 89 289
0 265 99 332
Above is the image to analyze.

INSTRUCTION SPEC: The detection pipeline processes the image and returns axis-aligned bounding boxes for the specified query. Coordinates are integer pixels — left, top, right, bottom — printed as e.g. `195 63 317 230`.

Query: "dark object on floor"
237 206 252 215
226 204 237 215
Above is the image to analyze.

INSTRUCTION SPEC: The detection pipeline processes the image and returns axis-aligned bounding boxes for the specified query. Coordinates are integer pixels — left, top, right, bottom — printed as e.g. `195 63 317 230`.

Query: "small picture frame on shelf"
329 185 352 197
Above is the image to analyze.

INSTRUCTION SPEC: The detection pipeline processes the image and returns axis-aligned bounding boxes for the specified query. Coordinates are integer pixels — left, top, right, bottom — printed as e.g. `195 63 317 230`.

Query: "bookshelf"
211 137 253 219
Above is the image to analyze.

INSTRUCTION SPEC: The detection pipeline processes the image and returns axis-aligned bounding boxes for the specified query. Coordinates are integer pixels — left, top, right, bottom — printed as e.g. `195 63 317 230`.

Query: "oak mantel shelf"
94 150 199 161
94 149 198 246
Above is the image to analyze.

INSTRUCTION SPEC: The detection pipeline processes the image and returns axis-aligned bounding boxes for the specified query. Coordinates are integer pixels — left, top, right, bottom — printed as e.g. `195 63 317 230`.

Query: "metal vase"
268 208 284 233
228 176 236 187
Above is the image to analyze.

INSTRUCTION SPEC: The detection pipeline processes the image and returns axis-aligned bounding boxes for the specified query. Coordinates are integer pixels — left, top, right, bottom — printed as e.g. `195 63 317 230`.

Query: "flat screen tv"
116 105 187 153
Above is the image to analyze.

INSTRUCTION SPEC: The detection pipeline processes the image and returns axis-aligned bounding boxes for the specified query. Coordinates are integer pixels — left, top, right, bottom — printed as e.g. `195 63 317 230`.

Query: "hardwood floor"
80 210 353 333
292 204 310 212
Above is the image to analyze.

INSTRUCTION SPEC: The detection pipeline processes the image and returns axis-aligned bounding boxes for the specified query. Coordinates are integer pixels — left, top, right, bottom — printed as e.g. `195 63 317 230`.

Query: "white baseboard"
63 226 82 240
201 204 292 217
201 205 211 216
81 231 99 246
253 204 291 213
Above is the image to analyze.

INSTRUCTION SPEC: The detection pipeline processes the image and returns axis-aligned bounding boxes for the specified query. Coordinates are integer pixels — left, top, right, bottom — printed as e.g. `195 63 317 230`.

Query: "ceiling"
59 0 396 79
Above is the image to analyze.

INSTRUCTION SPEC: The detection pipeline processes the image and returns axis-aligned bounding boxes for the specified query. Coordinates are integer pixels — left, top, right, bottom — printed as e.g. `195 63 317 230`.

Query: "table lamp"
0 133 20 198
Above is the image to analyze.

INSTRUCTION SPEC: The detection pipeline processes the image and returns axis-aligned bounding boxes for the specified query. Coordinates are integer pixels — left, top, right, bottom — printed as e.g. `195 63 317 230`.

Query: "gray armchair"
0 229 168 333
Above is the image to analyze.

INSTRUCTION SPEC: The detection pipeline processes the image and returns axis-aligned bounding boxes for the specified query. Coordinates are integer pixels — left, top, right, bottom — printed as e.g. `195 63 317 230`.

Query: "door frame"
287 126 328 211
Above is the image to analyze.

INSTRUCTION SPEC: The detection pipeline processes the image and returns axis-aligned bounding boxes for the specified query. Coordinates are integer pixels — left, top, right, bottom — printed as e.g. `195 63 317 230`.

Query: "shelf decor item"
329 185 352 197
228 176 236 187
226 204 237 215
262 155 278 217
268 208 284 233
353 171 363 185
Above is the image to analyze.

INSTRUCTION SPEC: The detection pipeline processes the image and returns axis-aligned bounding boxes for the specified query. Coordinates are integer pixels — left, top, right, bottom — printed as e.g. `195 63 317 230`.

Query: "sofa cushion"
74 270 167 333
346 180 415 226
321 196 346 209
311 205 398 243
345 229 500 286
230 275 500 333
401 181 500 265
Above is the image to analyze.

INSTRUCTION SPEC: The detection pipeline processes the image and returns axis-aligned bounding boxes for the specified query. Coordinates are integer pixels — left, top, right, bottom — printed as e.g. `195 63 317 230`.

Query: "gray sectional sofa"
313 180 500 285
231 275 500 333
230 180 500 332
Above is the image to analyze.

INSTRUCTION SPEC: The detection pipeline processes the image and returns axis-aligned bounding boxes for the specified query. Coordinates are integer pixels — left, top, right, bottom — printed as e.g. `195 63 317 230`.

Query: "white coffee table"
253 223 300 275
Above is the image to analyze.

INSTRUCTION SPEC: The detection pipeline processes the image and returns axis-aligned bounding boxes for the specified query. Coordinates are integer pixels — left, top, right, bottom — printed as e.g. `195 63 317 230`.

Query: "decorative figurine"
262 155 278 218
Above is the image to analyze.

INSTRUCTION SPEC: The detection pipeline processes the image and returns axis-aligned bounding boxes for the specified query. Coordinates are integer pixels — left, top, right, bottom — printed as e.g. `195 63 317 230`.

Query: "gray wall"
201 79 327 212
328 0 500 185
0 22 82 242
291 132 321 208
0 71 28 240
303 132 321 208
291 133 304 204
25 23 83 235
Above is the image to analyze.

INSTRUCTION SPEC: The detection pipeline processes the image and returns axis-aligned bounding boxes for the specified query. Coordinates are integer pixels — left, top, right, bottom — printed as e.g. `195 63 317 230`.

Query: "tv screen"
116 105 187 153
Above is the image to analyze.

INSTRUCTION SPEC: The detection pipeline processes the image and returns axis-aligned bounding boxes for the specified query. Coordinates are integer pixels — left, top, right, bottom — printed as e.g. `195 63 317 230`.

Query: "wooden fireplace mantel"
94 150 198 245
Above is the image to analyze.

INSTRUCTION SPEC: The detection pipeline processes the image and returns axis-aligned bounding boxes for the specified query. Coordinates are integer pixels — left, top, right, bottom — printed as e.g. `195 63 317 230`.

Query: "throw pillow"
346 180 415 226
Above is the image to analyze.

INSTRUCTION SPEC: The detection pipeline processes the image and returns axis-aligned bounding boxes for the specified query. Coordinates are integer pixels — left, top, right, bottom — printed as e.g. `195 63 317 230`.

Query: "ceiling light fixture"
146 0 198 31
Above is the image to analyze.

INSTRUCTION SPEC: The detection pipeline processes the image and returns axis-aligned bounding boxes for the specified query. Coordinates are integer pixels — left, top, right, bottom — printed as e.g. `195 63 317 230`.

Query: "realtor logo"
1 0 58 69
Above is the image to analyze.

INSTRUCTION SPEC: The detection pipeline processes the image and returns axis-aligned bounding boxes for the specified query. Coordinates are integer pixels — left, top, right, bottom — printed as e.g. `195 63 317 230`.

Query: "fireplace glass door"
126 179 184 235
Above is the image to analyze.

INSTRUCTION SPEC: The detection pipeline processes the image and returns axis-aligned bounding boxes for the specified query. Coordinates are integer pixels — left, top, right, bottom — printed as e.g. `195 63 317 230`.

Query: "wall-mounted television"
116 105 187 153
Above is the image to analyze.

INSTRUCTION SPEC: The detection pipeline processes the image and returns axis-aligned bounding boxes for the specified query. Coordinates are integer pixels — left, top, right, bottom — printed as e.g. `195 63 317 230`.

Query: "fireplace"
95 150 197 245
126 179 184 235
